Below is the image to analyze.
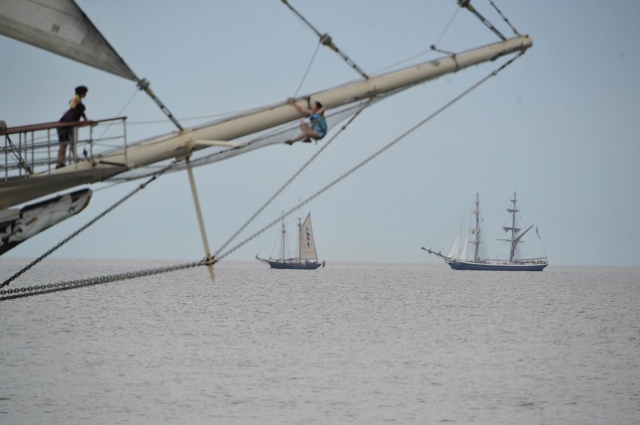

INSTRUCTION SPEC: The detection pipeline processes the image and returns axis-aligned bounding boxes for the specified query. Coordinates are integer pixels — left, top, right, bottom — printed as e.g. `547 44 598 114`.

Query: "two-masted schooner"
257 213 324 270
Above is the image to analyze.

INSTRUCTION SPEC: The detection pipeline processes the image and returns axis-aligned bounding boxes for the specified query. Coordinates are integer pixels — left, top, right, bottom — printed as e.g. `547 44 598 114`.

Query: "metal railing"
1 117 127 180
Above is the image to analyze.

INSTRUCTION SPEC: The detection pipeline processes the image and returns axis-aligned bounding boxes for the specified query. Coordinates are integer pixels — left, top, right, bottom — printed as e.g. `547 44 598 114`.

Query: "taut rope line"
215 102 371 258
217 55 522 261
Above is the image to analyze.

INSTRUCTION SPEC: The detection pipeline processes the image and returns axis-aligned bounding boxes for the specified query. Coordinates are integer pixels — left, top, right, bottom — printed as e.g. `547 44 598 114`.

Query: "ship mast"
280 211 286 261
501 192 521 263
296 216 302 264
508 193 519 262
498 192 536 263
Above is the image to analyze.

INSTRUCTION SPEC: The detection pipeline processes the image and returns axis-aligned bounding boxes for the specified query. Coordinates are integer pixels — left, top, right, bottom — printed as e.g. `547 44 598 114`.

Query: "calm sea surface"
1 259 638 425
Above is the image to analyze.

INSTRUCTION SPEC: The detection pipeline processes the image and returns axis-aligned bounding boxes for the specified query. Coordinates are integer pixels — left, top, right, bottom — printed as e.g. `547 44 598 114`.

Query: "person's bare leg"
285 121 313 145
56 143 67 167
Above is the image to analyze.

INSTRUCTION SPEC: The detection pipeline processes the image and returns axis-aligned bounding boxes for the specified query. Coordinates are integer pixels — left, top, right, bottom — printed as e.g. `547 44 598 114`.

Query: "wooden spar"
87 35 532 168
185 156 215 281
0 35 531 209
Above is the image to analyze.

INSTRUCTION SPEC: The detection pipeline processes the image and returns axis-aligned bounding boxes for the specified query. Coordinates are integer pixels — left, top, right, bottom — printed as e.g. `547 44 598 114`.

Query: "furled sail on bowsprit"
0 0 136 81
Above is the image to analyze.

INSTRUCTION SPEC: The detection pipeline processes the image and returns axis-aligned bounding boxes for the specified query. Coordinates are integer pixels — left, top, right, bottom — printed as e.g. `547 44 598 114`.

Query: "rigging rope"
433 7 461 49
81 87 140 158
457 0 506 40
293 40 323 98
215 102 371 258
2 134 32 175
0 260 205 301
106 102 368 183
535 226 548 258
371 4 460 76
137 78 184 131
488 0 520 36
280 0 369 79
2 102 375 301
217 54 523 262
95 87 139 140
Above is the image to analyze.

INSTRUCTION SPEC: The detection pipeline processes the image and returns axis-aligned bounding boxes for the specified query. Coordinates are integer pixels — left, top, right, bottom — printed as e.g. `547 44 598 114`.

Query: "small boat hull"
257 212 323 270
263 260 322 270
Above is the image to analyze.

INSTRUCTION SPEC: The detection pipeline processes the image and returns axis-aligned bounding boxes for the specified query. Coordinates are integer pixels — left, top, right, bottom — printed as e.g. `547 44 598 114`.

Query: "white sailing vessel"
257 212 324 270
422 193 548 271
0 0 533 260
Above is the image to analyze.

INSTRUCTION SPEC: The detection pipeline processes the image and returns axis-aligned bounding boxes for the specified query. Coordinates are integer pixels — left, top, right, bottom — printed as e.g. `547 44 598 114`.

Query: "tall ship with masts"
422 193 548 271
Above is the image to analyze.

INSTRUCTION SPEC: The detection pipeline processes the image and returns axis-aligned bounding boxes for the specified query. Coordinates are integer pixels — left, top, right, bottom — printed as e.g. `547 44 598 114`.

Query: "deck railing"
0 117 127 181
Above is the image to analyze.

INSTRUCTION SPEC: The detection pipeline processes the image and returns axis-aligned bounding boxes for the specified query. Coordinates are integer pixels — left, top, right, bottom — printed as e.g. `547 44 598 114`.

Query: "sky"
1 0 639 267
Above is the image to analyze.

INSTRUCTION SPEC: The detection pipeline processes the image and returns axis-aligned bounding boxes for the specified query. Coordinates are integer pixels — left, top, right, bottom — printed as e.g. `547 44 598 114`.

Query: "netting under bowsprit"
109 101 371 182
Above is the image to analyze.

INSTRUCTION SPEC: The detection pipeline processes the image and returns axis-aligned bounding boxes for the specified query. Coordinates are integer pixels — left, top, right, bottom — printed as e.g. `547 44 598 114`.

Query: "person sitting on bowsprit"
284 98 327 145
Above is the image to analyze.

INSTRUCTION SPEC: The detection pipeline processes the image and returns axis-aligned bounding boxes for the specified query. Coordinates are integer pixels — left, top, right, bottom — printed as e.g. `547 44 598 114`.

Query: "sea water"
0 259 638 425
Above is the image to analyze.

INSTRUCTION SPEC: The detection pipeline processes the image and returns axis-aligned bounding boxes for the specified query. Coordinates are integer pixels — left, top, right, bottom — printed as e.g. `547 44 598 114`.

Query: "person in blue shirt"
285 98 327 145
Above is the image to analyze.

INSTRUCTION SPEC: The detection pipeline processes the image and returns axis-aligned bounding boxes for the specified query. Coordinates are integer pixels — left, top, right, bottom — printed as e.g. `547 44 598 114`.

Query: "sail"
448 220 463 259
298 213 317 261
460 232 469 261
510 224 534 262
0 0 136 81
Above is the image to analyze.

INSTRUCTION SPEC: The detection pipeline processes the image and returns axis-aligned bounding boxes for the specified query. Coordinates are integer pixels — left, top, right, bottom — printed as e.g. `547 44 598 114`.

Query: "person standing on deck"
284 98 327 145
56 85 89 168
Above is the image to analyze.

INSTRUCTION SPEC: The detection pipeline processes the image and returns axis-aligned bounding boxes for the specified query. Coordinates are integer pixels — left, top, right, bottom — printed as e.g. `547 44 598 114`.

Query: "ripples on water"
1 259 638 424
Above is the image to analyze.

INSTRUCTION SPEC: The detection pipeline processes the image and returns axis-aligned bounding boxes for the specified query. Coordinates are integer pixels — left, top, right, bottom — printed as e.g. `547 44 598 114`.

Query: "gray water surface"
1 260 638 424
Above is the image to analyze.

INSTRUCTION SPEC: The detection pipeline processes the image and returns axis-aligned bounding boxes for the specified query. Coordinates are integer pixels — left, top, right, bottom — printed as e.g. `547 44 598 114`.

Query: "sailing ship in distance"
257 212 324 270
422 193 548 271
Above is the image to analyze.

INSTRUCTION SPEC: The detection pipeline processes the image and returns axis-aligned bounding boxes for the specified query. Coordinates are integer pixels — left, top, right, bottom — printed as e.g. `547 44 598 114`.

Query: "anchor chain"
0 260 206 301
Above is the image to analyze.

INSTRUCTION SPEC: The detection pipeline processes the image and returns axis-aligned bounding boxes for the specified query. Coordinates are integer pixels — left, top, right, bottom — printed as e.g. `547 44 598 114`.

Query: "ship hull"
263 260 322 270
447 261 547 271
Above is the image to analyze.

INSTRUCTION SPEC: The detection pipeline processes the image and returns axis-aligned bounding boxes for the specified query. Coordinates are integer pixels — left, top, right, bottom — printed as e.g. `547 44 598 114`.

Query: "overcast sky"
2 0 639 267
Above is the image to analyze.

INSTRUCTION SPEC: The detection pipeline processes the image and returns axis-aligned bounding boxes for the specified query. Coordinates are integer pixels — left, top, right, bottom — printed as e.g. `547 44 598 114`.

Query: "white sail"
460 232 469 261
448 220 463 259
0 0 136 80
298 213 317 261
